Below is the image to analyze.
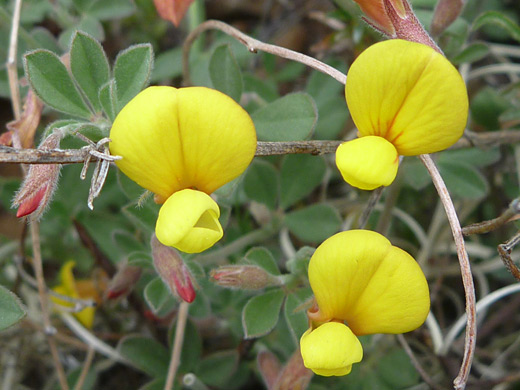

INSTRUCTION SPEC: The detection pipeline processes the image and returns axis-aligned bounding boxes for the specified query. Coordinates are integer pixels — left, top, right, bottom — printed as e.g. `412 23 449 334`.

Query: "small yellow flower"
336 39 468 190
52 261 101 329
109 86 257 253
300 230 429 376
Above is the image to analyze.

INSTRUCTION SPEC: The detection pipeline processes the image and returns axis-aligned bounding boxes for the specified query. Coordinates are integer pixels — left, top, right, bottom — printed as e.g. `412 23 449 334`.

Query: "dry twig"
165 302 190 390
420 154 476 390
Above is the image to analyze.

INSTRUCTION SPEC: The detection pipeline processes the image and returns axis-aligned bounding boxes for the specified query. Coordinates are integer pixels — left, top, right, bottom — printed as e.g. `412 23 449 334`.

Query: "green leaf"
438 161 489 200
137 379 166 390
144 277 176 316
285 204 342 243
172 319 202 372
0 285 26 331
473 11 520 43
244 247 280 275
127 251 153 269
470 87 510 130
437 147 501 168
24 49 91 118
58 16 105 49
122 197 160 233
284 288 313 344
251 92 318 141
280 154 326 209
70 31 110 112
209 44 243 103
112 230 145 253
243 160 279 210
151 47 183 82
400 157 431 191
198 351 239 387
452 42 489 65
99 80 117 121
242 289 285 338
286 246 314 276
86 0 136 20
117 335 169 377
378 349 419 388
114 44 154 113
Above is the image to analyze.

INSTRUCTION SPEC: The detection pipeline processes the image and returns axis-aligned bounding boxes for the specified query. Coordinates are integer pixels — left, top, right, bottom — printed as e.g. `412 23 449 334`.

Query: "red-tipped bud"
151 234 196 303
12 131 64 219
210 265 283 290
257 350 282 390
431 0 465 36
105 262 142 300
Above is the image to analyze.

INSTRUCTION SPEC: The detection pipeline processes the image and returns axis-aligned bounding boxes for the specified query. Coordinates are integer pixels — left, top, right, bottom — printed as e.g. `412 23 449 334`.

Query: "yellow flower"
300 230 429 376
109 86 257 253
52 261 101 329
336 39 468 190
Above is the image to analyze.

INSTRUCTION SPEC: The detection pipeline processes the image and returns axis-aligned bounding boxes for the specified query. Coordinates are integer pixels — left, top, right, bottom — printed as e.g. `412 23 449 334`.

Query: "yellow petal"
109 86 257 200
335 136 398 190
346 39 468 156
156 189 223 253
58 260 78 297
309 230 430 335
300 322 363 377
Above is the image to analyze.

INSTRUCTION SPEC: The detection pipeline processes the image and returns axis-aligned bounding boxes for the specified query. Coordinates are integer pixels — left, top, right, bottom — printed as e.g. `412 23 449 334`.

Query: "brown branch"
462 198 519 236
420 154 476 390
497 230 520 282
182 20 347 86
1 129 519 165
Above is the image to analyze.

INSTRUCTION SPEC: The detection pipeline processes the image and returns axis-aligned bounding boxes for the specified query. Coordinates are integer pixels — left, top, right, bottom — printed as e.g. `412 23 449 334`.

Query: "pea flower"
109 86 257 253
52 261 103 329
300 230 430 376
336 39 468 190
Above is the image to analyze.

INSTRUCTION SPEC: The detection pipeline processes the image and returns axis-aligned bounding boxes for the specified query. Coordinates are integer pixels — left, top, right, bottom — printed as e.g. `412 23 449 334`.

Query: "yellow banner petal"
309 230 430 335
109 86 257 200
346 39 468 155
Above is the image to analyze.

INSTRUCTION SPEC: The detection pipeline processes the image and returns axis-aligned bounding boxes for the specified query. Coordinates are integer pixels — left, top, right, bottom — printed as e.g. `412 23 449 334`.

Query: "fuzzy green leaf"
285 204 342 243
209 44 243 103
117 335 169 377
114 44 154 113
70 31 110 111
242 289 285 339
284 288 313 345
438 161 489 199
473 11 520 43
280 154 326 209
244 247 280 275
143 277 176 317
452 42 489 65
24 49 91 118
243 160 279 210
252 92 318 141
0 285 26 331
99 79 117 121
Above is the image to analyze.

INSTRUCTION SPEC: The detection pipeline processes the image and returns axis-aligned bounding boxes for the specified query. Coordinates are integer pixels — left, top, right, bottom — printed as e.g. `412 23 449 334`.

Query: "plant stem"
182 20 347 86
30 222 70 390
164 302 190 390
7 0 22 120
420 154 476 390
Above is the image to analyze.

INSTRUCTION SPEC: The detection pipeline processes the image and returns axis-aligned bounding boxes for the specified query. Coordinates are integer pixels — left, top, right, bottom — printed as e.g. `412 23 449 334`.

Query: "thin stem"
420 154 476 390
182 20 347 86
1 129 520 164
30 222 70 390
7 0 22 120
397 334 444 390
73 347 95 390
462 198 519 236
358 187 384 229
164 302 190 390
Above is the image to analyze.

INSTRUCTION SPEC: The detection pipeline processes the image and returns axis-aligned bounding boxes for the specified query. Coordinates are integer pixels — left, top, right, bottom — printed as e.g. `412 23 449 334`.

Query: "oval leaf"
438 161 489 199
99 79 117 121
70 31 110 111
284 288 313 345
244 247 280 275
24 49 91 118
114 43 154 112
209 44 243 103
117 335 169 377
0 285 26 331
243 160 279 210
285 204 342 243
280 154 326 209
251 92 318 141
144 277 176 316
242 289 285 339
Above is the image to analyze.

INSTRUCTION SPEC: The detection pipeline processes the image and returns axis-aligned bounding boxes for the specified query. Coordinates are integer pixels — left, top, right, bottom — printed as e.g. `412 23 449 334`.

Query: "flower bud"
104 262 142 300
12 131 64 219
431 0 465 37
210 265 283 290
154 0 194 27
151 234 196 303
